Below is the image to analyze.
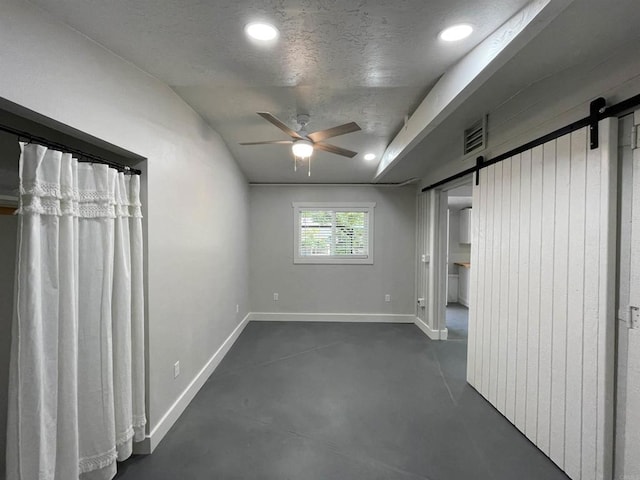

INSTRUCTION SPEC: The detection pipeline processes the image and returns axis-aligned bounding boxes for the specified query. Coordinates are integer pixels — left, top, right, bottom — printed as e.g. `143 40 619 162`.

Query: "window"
293 202 375 264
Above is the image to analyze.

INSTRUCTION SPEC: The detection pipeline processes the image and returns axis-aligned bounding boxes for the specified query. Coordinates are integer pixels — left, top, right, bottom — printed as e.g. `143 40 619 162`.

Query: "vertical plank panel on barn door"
490 162 503 404
516 149 532 431
550 134 571 469
565 128 588 480
580 122 604 480
526 145 543 442
481 166 495 397
497 159 511 413
468 179 480 385
537 140 557 455
506 154 521 423
474 167 489 389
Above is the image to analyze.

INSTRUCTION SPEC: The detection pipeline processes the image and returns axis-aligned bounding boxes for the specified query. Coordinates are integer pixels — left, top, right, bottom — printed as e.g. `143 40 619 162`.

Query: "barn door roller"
589 97 607 150
475 156 484 186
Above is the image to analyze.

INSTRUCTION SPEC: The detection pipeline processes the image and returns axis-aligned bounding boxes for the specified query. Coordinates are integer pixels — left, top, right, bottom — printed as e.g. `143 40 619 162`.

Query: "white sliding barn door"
467 120 617 480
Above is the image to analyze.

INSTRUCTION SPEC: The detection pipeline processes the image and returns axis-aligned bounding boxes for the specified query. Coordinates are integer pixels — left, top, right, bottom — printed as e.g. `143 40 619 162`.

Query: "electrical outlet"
174 361 180 378
273 293 279 301
385 294 391 302
236 304 239 313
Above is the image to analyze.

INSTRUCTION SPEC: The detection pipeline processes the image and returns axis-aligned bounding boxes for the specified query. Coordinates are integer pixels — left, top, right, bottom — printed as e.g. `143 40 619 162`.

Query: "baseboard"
458 298 469 308
247 312 416 323
414 316 448 340
134 313 250 454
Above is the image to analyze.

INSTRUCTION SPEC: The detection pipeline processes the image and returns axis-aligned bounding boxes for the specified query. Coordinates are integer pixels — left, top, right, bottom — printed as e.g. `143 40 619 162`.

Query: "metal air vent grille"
464 116 487 155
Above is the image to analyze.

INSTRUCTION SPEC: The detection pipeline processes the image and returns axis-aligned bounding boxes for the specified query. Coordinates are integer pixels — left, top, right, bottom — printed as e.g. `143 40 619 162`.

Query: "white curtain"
6 144 146 480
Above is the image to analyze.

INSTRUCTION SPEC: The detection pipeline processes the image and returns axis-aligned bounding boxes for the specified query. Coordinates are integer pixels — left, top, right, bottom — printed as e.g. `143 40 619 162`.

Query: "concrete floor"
446 303 469 340
115 321 569 480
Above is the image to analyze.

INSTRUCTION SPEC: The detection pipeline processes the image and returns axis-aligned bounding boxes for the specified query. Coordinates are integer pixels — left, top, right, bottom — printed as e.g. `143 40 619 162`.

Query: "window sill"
294 256 373 265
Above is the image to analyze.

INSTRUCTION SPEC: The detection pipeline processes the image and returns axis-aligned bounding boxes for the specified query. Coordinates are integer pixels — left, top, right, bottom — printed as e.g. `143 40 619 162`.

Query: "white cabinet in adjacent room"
459 208 472 244
456 263 470 307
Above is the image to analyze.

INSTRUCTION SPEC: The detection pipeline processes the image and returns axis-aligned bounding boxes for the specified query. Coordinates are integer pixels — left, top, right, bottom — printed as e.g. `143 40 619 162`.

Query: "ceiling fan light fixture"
439 24 473 42
292 139 314 159
245 22 279 41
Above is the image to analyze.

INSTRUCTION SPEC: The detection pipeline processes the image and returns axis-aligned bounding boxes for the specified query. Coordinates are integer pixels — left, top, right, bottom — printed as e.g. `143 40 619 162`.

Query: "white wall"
249 185 416 316
0 0 250 449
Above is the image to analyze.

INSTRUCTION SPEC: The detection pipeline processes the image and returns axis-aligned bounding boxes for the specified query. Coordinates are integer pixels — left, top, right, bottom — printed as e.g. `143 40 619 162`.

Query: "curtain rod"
422 92 640 192
0 123 142 175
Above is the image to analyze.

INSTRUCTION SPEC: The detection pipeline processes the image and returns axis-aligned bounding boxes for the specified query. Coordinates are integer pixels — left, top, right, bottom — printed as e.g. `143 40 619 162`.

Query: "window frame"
293 202 375 264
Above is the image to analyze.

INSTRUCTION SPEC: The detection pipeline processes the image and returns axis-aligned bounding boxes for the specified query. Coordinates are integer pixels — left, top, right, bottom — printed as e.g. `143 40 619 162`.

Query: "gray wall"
0 216 16 477
249 185 416 315
0 0 250 439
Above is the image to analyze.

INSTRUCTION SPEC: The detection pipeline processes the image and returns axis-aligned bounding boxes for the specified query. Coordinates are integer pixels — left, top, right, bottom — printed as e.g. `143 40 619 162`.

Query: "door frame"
429 174 474 338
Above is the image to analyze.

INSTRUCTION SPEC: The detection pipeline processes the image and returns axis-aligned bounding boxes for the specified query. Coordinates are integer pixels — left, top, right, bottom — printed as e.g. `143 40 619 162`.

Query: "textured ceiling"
28 0 532 182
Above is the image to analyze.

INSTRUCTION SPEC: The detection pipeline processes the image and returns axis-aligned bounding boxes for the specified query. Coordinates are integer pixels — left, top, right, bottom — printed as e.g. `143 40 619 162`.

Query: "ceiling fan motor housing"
296 114 310 128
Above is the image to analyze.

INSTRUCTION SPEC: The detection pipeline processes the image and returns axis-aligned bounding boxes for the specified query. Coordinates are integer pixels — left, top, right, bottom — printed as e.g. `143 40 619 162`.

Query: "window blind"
299 209 369 258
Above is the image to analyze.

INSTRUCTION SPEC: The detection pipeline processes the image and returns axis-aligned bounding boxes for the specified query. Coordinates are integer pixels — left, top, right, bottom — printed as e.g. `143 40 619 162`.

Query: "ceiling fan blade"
314 142 358 158
239 140 293 145
257 112 303 139
307 122 361 143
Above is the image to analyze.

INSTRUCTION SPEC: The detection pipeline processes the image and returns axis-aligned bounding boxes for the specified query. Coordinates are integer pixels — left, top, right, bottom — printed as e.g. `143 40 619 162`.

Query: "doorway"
445 184 473 340
0 100 147 475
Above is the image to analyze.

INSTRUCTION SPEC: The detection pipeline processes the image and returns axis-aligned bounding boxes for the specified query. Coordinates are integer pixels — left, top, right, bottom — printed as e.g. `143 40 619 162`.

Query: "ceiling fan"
240 112 361 175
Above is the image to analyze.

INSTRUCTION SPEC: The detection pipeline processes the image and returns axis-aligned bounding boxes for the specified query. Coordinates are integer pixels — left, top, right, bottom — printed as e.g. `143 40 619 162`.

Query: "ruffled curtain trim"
18 180 143 218
78 448 118 474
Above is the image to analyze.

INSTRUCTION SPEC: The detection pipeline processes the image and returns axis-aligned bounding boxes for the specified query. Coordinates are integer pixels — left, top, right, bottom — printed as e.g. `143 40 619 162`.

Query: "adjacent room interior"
445 183 473 340
1 0 640 479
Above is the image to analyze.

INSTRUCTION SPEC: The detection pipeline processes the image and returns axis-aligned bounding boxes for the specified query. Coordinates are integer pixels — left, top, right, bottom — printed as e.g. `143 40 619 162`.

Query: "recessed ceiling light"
245 22 279 41
439 24 473 42
364 153 376 161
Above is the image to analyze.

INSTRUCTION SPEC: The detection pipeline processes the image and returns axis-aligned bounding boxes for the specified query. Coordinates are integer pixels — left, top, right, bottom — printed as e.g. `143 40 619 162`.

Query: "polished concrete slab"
115 322 568 480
